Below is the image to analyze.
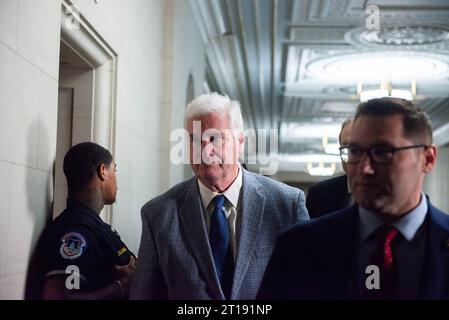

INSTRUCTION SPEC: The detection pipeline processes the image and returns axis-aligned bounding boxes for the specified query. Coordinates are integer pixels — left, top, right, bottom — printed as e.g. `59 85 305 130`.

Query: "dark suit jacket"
306 174 349 219
258 202 449 299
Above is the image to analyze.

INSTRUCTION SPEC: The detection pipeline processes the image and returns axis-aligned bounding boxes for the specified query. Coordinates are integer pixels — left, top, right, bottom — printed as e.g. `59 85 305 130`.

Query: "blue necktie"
209 195 230 280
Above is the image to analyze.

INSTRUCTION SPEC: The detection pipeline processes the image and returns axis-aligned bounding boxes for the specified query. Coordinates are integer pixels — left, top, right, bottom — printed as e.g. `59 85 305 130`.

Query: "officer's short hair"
355 98 433 145
63 142 113 192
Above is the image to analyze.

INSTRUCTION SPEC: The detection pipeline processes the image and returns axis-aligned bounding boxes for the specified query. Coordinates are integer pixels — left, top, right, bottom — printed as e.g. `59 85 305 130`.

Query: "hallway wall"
0 0 60 299
159 0 206 190
0 0 205 299
69 0 169 258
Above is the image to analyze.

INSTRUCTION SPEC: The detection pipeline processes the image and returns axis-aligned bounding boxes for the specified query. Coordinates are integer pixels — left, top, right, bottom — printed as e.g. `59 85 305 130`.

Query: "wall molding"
59 0 117 223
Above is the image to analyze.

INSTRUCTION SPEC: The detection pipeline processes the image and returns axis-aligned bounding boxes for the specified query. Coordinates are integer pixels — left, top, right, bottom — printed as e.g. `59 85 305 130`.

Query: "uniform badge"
60 232 87 260
117 247 128 257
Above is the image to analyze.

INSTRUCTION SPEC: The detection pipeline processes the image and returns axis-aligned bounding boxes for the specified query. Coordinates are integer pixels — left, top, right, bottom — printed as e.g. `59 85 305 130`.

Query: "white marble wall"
0 0 60 299
160 0 206 190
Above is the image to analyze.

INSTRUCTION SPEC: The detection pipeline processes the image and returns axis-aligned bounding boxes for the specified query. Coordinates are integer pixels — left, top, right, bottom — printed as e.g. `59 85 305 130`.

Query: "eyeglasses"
339 144 429 164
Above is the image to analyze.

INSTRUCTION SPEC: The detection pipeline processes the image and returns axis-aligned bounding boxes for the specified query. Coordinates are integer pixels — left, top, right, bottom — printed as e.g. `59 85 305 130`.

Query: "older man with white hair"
130 92 309 300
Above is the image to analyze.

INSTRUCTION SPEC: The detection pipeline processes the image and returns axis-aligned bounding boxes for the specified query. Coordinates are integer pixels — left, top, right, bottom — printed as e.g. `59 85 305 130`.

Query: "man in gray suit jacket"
130 93 309 300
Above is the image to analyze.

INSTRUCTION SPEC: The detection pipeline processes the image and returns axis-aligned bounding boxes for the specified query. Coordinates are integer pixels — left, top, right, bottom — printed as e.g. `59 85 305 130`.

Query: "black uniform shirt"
43 198 134 291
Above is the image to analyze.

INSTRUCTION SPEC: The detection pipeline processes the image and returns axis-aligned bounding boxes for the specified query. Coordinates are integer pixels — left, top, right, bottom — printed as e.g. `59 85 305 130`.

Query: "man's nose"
358 151 375 175
202 140 215 155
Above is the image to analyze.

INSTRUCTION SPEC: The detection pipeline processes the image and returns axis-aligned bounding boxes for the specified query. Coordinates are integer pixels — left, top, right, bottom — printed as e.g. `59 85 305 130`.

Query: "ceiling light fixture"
307 162 336 176
322 134 340 155
357 78 416 102
307 51 449 82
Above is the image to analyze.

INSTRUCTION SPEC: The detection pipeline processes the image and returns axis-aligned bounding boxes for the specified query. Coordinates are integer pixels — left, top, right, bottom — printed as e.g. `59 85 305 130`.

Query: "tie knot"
214 195 225 209
375 225 398 244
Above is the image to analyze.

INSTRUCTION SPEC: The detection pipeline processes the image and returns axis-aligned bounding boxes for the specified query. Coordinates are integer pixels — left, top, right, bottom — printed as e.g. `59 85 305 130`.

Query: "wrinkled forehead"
186 112 232 131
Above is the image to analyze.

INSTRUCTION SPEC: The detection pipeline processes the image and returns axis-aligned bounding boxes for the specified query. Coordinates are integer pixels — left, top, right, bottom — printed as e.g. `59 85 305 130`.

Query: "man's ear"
423 144 437 174
97 163 107 181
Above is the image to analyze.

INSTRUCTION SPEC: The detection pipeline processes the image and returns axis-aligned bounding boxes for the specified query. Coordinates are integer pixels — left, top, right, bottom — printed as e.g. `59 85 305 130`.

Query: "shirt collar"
359 192 428 242
197 165 243 209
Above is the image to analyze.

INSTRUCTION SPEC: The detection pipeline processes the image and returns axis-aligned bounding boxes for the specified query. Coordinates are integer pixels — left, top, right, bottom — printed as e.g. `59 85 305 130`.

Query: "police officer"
42 142 136 299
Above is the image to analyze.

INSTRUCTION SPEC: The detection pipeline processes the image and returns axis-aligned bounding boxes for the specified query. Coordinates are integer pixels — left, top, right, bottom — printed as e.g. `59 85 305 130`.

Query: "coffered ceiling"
190 0 449 179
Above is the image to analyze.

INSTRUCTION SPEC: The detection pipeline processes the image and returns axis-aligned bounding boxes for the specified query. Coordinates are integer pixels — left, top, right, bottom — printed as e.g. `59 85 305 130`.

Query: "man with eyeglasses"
259 97 449 300
306 118 353 218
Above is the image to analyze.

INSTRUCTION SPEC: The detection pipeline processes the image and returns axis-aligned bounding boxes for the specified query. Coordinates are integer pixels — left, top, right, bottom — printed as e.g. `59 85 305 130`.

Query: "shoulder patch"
59 232 87 260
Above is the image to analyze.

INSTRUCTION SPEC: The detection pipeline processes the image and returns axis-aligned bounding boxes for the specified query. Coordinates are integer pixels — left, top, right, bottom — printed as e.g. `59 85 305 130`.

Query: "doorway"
53 1 117 222
53 42 94 218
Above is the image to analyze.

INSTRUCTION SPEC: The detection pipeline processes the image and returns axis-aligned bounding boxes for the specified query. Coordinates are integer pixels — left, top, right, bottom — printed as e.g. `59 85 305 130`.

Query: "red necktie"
382 227 398 271
365 225 399 299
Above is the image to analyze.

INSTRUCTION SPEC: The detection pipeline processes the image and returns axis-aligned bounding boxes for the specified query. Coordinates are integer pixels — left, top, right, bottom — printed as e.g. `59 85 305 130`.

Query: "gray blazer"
129 169 309 300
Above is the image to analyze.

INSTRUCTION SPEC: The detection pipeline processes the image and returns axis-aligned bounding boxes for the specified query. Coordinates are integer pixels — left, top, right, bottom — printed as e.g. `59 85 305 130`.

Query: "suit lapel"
420 205 449 299
328 206 359 299
231 170 266 299
336 175 350 211
178 178 223 299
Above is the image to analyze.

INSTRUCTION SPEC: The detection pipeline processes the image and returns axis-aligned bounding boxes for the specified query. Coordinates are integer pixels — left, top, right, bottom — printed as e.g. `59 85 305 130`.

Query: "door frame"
58 0 117 223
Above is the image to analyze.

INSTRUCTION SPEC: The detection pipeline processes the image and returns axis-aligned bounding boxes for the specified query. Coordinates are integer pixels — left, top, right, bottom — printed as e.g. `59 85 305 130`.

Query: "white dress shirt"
358 192 428 242
198 166 243 260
